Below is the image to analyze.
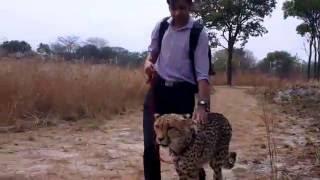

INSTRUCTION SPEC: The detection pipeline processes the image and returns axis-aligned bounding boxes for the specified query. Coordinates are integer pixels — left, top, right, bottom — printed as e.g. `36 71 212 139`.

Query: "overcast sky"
0 0 306 60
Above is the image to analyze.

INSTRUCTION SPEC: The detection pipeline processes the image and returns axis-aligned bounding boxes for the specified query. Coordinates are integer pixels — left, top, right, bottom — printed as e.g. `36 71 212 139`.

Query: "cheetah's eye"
167 126 174 130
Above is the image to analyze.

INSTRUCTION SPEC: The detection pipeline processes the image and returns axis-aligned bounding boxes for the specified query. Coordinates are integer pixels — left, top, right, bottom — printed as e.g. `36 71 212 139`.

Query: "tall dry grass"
0 59 147 125
0 59 303 126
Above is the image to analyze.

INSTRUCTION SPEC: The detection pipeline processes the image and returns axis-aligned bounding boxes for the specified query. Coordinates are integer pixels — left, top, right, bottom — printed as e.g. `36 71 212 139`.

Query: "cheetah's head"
154 114 195 153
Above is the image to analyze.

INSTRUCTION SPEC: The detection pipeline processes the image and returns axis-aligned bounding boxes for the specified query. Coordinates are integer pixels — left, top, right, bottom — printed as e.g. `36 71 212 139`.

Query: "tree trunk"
308 36 314 80
318 36 320 81
227 43 234 86
314 37 317 79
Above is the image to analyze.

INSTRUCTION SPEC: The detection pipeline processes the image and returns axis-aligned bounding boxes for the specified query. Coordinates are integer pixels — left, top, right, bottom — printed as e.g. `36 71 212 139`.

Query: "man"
143 0 211 179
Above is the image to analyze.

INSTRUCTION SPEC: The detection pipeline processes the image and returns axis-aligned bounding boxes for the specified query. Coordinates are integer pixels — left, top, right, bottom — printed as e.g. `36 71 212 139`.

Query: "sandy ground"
0 86 319 180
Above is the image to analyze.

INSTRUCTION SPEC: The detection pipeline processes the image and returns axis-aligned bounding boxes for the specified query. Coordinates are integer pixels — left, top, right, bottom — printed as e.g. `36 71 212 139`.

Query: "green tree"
213 48 256 72
57 36 80 54
258 51 299 79
85 37 108 49
37 43 51 55
100 46 116 61
76 44 100 60
50 36 80 60
296 23 316 79
1 40 32 53
283 0 320 80
50 43 65 55
194 0 276 86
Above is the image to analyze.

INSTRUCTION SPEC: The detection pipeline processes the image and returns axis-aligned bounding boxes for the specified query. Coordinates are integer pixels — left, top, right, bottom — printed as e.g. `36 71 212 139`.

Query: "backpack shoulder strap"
189 21 204 82
189 21 204 59
158 17 170 53
189 21 216 79
208 47 216 76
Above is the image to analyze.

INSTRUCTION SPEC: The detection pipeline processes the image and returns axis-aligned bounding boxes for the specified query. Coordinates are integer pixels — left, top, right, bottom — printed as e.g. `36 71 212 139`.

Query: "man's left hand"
193 106 208 124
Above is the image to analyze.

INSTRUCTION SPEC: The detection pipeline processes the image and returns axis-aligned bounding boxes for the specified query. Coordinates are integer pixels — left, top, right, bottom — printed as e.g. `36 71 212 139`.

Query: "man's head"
167 0 192 25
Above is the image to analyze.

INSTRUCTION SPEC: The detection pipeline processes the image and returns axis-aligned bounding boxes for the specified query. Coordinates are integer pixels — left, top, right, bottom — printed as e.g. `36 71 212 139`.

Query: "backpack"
157 17 215 84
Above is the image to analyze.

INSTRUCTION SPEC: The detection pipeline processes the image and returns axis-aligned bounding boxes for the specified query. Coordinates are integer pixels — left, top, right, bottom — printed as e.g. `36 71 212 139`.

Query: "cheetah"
154 113 236 180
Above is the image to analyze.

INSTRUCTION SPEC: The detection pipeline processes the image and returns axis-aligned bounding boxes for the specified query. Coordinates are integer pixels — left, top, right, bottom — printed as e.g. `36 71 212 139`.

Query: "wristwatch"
197 100 210 112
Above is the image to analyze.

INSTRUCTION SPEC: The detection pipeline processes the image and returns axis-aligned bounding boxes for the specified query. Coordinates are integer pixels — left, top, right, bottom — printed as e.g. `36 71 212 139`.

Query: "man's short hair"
167 0 193 6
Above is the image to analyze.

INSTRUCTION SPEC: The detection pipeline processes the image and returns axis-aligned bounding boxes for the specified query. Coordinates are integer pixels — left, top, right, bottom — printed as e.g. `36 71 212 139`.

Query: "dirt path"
209 87 269 179
0 86 318 180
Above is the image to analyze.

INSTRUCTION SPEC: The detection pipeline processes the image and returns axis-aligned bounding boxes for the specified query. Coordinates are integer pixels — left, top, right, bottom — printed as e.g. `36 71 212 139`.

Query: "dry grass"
316 147 320 165
260 92 279 180
0 58 306 127
255 80 320 179
212 71 295 88
0 59 147 125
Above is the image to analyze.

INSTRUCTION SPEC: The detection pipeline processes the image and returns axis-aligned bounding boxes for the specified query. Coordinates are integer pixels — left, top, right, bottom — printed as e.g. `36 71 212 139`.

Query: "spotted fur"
154 113 236 180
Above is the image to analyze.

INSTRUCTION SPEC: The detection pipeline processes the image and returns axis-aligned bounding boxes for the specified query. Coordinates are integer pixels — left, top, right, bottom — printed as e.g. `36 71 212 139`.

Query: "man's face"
169 0 191 24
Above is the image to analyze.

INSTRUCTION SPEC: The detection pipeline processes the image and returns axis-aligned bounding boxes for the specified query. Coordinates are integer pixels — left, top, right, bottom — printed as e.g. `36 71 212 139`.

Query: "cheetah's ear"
182 114 192 119
154 113 161 119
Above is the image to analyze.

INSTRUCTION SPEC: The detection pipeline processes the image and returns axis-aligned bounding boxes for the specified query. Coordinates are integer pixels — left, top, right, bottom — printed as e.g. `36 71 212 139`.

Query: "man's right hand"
144 60 155 84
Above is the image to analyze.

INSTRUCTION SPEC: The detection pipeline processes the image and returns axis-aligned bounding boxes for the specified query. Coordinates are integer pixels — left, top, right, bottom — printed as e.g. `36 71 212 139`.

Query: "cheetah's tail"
222 152 237 169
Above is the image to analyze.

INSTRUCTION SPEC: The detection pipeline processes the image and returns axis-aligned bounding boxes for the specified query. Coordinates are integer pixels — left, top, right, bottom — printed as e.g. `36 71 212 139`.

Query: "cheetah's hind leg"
209 160 222 180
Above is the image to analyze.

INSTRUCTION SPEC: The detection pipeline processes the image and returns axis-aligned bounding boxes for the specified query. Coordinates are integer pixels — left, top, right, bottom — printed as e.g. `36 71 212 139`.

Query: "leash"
147 72 174 165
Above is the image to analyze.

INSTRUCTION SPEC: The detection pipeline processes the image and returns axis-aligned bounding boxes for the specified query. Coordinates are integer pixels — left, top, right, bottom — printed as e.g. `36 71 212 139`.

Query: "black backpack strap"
158 17 170 55
189 22 216 82
189 21 204 83
208 47 216 76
